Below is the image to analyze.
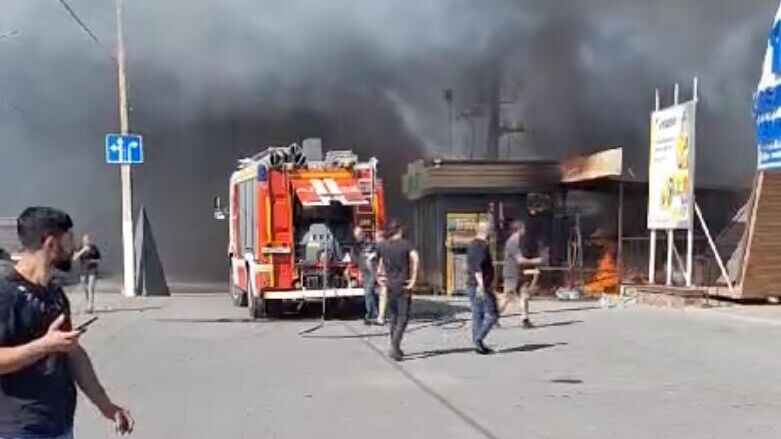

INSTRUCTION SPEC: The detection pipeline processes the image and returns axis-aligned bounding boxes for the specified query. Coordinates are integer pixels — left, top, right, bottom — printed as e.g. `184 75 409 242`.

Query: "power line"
54 0 115 61
56 0 102 46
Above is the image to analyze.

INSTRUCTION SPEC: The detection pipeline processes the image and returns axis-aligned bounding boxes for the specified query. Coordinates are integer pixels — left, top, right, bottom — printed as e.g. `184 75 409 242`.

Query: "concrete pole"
116 0 135 297
666 84 680 286
649 89 660 284
686 77 698 287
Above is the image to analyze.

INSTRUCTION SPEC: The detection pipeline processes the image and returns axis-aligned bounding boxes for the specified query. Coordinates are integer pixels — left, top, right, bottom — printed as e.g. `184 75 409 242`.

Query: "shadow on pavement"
88 306 163 315
550 377 583 384
410 297 471 322
155 317 257 324
498 342 568 353
532 305 601 315
300 317 580 340
496 319 583 330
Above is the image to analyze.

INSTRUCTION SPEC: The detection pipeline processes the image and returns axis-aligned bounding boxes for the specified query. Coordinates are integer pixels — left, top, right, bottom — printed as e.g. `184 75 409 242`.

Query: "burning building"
402 158 560 294
403 147 747 297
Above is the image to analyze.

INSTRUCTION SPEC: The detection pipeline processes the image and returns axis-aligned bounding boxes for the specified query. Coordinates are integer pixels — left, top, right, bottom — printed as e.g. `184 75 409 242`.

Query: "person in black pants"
377 220 419 362
467 221 498 354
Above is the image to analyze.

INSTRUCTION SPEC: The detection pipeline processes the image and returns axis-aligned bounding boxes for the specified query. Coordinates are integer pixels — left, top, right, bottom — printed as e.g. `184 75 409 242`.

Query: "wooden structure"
715 172 781 299
403 159 560 294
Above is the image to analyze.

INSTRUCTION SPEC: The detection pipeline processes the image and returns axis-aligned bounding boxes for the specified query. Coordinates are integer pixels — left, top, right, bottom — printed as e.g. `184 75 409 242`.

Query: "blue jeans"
362 272 378 319
468 286 497 345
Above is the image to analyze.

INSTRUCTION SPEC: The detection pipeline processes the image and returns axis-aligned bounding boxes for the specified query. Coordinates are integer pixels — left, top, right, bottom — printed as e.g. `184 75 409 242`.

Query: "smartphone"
74 316 99 332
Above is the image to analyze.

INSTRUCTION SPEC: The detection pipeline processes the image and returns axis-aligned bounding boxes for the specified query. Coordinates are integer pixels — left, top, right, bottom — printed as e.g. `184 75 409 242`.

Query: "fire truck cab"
215 139 385 318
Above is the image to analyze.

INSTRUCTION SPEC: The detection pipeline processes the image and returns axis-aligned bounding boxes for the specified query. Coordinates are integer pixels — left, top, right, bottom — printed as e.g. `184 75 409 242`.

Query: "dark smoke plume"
0 0 776 281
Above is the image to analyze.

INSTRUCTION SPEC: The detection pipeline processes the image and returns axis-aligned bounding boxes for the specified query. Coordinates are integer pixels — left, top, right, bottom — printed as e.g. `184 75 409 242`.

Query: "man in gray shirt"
499 220 542 328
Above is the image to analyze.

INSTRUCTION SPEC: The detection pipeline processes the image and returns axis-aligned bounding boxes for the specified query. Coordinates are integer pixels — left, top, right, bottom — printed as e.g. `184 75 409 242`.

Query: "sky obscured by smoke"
0 0 777 281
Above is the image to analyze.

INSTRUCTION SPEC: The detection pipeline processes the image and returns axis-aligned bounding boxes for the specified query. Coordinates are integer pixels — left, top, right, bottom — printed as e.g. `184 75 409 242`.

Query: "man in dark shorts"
499 220 542 328
466 221 497 354
73 234 101 314
0 207 133 438
377 220 419 362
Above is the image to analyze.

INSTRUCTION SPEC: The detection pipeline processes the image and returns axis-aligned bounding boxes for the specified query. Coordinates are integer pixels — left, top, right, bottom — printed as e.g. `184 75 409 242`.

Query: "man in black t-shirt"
0 207 133 438
466 221 497 355
377 220 419 362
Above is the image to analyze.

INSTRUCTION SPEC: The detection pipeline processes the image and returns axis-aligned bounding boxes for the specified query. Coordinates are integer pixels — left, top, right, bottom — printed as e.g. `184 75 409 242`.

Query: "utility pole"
115 0 135 297
486 65 501 159
457 107 483 159
486 59 525 160
443 89 454 156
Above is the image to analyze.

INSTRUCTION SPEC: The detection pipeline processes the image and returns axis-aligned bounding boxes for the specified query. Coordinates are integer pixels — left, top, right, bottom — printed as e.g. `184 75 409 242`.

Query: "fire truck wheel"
230 274 248 307
248 283 261 320
249 296 262 319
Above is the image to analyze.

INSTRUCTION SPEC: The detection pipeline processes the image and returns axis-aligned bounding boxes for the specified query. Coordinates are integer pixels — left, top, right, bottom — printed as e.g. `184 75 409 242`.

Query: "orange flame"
585 250 618 295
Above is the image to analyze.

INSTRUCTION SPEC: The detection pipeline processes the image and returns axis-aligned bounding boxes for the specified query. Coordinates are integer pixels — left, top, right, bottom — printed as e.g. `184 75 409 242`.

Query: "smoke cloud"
0 0 776 281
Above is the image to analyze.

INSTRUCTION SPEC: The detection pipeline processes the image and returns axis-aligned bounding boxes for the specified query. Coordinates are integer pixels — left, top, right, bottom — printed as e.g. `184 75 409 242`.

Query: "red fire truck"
214 139 385 318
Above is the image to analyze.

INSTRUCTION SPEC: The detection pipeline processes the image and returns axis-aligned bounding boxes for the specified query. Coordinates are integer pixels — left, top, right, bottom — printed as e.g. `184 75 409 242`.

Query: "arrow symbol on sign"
110 137 123 153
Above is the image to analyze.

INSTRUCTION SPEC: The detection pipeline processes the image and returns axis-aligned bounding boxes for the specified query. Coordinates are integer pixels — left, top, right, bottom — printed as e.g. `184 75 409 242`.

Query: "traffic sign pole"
116 0 135 298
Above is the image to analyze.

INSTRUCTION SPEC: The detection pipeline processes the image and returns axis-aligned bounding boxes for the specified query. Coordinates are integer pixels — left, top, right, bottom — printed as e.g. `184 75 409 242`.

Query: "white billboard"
648 101 696 230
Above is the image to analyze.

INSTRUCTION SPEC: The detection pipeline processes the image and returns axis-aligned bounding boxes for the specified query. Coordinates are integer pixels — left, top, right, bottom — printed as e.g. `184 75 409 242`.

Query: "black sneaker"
521 318 534 329
475 342 495 355
389 349 404 362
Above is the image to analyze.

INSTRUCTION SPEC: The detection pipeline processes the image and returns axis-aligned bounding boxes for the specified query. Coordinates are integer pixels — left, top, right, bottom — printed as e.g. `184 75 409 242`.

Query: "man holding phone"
0 207 133 438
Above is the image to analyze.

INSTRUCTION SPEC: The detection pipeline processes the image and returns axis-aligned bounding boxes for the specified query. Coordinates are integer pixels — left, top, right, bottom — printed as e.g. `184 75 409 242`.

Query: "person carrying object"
499 220 542 328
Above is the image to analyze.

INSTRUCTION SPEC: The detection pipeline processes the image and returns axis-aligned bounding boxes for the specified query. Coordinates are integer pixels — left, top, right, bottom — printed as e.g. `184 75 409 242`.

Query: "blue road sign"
105 134 144 164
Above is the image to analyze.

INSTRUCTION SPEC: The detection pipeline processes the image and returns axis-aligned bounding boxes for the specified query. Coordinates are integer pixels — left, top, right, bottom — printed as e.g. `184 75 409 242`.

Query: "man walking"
499 220 542 328
466 221 497 354
353 226 378 325
377 220 419 362
0 207 133 438
73 234 101 314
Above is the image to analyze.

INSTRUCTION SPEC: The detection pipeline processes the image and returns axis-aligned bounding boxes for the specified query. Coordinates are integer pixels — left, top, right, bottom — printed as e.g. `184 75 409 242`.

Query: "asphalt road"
67 289 781 439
